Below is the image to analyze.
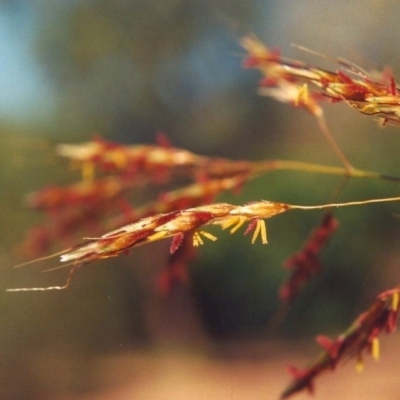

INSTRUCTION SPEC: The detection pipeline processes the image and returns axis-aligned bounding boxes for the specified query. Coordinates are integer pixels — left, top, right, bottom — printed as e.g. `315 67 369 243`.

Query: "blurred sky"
1 1 400 124
0 2 57 120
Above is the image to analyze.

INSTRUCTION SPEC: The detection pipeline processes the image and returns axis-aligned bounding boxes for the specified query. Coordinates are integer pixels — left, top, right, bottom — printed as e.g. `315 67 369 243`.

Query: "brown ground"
59 335 400 400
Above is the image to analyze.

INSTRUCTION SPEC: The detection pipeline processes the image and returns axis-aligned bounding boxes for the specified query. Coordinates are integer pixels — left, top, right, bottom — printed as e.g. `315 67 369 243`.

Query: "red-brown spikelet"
280 287 400 399
22 176 134 256
56 201 290 266
157 232 196 296
242 35 400 126
241 35 324 116
280 212 339 302
24 129 275 256
12 195 400 291
26 177 129 211
57 136 266 183
56 137 208 177
104 175 248 233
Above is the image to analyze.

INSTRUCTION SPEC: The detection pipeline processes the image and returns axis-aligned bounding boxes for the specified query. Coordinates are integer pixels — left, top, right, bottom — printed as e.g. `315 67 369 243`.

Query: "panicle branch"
21 136 263 256
241 35 400 126
58 200 290 264
280 287 400 399
7 200 291 291
8 195 400 291
22 134 399 257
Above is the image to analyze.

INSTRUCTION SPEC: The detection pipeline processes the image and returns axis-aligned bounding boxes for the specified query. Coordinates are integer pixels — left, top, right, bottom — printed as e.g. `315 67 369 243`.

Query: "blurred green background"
1 1 400 399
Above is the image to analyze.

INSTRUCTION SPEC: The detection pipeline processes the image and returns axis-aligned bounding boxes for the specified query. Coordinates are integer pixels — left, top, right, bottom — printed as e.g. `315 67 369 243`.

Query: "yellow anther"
220 217 238 230
82 161 95 181
148 230 168 242
199 231 217 242
392 292 399 311
295 84 309 107
372 337 380 361
111 151 127 169
221 216 247 234
193 232 203 247
251 219 268 244
355 355 364 373
230 217 247 233
251 219 262 244
193 231 217 247
260 219 268 244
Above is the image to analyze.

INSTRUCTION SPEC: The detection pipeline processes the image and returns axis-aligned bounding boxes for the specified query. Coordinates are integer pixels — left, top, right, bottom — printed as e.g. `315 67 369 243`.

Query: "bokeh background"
1 1 400 399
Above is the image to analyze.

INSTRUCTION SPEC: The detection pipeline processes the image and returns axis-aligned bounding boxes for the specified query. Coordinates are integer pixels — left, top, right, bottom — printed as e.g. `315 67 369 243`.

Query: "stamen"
251 219 262 244
392 292 399 311
82 161 94 181
147 230 169 241
296 83 309 106
192 231 217 247
372 337 380 361
355 355 364 373
193 232 203 247
228 216 247 234
260 219 268 244
199 231 217 242
112 151 127 169
221 216 241 230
